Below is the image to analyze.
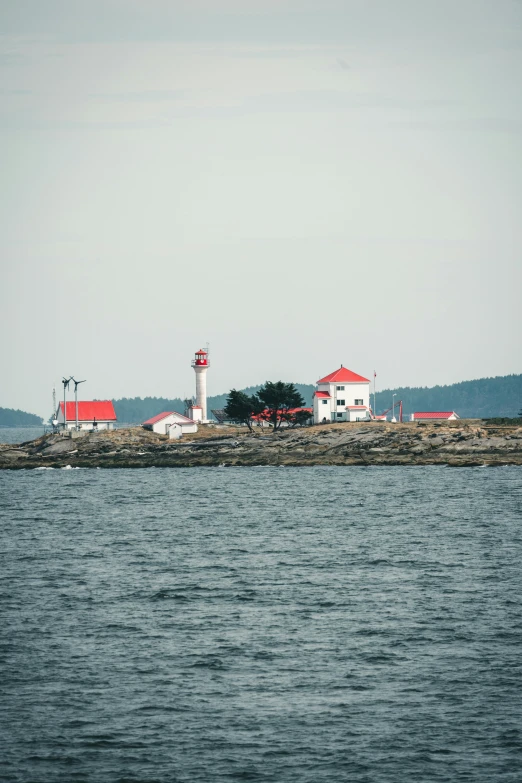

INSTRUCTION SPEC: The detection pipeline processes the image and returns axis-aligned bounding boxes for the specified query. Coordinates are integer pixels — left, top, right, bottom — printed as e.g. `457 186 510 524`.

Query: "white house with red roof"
56 401 117 431
313 366 371 424
411 411 460 422
142 411 198 436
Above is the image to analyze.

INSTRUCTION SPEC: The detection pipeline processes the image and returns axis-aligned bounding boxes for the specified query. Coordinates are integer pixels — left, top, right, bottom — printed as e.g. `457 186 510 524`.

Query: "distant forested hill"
112 384 315 423
203 383 315 413
112 397 186 424
374 374 522 419
0 407 43 426
112 375 521 423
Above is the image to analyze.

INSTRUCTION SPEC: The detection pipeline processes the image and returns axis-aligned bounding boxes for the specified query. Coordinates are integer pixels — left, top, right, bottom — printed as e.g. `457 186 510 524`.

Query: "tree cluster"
0 407 43 427
224 381 310 431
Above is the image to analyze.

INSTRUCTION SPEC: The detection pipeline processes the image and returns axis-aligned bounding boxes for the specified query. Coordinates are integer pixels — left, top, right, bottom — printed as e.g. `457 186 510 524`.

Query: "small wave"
191 656 226 670
150 587 208 601
361 653 399 664
234 590 257 601
133 704 185 714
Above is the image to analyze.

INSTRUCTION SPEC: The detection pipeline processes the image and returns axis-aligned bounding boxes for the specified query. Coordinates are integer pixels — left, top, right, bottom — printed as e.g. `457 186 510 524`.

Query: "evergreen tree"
257 381 305 431
224 389 263 431
289 409 313 427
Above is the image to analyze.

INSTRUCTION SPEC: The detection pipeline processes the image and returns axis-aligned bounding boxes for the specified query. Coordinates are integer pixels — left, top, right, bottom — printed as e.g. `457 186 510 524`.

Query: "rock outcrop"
1 421 522 469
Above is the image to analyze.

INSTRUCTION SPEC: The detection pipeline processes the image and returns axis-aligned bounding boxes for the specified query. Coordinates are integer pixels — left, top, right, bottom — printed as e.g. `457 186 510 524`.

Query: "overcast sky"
2 0 521 417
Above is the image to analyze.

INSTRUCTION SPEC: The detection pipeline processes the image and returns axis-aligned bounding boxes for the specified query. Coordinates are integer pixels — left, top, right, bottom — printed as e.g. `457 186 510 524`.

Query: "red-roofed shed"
411 411 460 421
142 411 198 435
57 401 117 431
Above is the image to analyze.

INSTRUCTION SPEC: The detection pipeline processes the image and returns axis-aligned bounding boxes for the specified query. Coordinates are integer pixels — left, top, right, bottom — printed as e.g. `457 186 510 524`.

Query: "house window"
337 399 345 406
336 412 343 418
336 386 345 391
322 400 328 405
354 399 363 405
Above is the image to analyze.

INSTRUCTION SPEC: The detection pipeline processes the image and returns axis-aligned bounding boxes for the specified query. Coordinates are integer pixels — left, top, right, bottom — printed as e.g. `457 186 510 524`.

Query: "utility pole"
61 377 72 431
71 378 86 431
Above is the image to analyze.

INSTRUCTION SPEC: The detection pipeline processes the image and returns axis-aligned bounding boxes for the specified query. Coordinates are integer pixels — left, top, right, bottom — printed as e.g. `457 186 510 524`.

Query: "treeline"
374 374 522 419
112 374 522 423
112 396 186 424
0 407 43 427
113 384 314 423
204 383 314 413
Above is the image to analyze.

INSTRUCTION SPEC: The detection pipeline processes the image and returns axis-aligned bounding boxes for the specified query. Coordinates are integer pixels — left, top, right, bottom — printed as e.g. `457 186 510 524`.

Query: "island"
1 420 522 469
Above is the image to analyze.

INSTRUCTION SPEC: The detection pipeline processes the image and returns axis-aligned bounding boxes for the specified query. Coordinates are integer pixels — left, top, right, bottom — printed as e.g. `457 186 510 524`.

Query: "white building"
56 400 117 431
142 411 198 435
188 404 203 423
313 366 371 424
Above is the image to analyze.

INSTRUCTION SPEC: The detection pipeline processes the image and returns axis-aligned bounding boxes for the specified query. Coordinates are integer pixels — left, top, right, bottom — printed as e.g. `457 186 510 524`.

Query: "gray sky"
2 0 521 418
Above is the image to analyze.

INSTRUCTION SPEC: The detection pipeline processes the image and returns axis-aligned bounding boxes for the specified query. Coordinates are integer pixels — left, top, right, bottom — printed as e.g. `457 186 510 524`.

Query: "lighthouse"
190 348 209 423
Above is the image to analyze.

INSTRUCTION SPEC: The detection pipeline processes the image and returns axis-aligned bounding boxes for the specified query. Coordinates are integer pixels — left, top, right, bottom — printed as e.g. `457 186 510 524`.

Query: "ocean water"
0 426 48 444
0 423 132 445
1 466 521 783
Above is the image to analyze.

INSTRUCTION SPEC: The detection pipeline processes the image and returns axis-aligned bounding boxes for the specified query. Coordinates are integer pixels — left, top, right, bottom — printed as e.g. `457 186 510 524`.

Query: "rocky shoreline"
1 420 522 469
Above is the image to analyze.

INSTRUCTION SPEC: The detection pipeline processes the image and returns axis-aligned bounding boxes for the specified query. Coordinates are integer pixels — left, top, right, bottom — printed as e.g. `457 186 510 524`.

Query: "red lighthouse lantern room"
194 349 208 366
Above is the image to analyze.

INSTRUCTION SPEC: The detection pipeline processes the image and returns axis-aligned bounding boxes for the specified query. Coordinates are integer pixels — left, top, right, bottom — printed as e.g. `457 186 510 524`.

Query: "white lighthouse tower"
190 348 209 423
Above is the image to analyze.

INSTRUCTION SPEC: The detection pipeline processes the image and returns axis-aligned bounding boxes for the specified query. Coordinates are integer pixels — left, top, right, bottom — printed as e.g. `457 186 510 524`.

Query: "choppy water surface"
1 467 521 782
0 423 132 445
0 426 47 444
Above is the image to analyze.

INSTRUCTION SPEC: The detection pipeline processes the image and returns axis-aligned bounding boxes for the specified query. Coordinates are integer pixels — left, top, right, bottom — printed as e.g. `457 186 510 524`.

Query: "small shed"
411 411 460 422
188 405 203 423
142 411 198 435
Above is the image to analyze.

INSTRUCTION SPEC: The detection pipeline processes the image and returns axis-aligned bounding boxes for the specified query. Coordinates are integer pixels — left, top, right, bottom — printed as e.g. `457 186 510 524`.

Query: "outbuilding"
56 401 117 431
411 411 460 421
142 411 198 436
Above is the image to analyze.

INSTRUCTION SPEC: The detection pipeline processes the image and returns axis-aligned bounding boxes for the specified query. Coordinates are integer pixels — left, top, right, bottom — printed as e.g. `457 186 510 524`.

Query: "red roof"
59 401 117 422
143 411 174 426
317 366 370 384
314 391 331 398
143 411 196 425
414 411 458 419
196 348 207 355
252 407 313 421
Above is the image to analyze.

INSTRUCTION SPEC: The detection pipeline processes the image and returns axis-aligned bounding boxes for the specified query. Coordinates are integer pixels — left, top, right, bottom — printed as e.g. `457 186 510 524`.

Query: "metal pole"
63 383 67 431
71 379 86 432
